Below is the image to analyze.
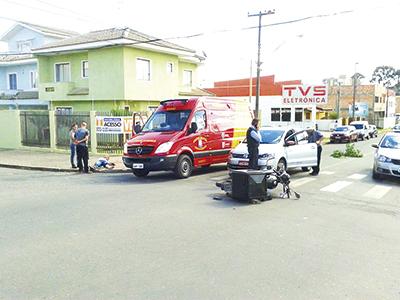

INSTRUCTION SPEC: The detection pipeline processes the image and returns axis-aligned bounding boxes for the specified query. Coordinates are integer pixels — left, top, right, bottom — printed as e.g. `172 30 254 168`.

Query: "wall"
0 62 37 91
123 47 180 100
0 110 21 149
7 27 45 52
51 100 159 112
38 52 89 101
89 48 125 100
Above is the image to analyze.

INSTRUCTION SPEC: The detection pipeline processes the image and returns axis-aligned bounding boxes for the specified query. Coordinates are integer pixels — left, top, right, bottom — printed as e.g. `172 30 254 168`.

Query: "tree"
370 66 400 93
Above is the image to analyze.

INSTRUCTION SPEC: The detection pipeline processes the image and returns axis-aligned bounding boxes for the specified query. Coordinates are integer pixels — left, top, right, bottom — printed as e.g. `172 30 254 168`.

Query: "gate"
96 111 132 154
55 112 90 149
20 111 50 147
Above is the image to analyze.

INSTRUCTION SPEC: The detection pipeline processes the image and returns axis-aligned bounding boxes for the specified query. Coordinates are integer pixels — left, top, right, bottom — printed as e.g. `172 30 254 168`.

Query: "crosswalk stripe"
319 171 335 175
320 181 352 193
347 173 367 180
291 177 316 188
363 185 392 199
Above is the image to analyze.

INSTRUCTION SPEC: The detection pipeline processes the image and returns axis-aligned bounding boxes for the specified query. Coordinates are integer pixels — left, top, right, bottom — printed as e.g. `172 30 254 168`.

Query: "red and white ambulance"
123 97 252 178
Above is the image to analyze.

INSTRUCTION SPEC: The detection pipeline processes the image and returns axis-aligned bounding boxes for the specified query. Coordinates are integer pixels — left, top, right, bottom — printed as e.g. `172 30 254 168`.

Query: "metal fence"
20 110 50 147
55 112 91 149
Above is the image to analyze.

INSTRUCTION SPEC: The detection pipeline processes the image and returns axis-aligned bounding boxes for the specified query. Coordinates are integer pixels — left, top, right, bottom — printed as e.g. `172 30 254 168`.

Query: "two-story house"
33 27 209 113
0 22 76 109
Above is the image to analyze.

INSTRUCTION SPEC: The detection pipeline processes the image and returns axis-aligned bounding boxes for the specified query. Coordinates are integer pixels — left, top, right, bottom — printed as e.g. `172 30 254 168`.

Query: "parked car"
122 97 253 178
228 127 318 172
392 124 400 133
368 125 378 138
330 125 358 143
372 132 400 179
350 121 369 140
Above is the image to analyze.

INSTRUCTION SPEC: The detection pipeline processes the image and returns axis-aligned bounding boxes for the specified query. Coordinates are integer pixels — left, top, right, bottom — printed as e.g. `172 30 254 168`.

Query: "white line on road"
319 171 335 175
347 173 367 180
363 185 392 199
291 177 316 188
320 181 353 193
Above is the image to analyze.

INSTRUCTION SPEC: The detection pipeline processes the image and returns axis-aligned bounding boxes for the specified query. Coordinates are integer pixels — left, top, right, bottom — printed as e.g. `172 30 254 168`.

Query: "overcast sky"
1 0 399 86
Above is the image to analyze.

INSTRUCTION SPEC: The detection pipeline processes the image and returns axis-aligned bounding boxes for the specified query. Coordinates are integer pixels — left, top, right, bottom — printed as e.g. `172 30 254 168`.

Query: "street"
0 137 399 300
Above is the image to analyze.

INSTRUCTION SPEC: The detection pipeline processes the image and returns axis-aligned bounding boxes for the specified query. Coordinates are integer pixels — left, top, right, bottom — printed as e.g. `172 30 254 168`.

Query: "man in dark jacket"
75 121 90 173
246 118 261 170
306 126 324 176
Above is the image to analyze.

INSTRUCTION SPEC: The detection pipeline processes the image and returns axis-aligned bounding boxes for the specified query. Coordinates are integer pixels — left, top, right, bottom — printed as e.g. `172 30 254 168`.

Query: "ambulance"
122 97 252 178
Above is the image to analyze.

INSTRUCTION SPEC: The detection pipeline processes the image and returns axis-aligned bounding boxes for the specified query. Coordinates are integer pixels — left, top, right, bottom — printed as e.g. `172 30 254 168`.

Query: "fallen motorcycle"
216 167 300 202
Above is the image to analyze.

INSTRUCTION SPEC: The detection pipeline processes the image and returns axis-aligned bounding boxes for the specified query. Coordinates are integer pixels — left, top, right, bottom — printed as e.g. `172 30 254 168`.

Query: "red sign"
282 85 328 105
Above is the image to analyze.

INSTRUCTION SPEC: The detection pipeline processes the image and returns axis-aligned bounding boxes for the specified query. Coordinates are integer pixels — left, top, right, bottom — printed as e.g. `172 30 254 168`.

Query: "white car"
228 127 318 172
372 132 400 179
392 124 400 133
350 121 369 140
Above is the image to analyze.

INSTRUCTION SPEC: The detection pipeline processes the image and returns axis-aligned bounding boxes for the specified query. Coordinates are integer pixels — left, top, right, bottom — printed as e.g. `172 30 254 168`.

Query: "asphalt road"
0 136 399 300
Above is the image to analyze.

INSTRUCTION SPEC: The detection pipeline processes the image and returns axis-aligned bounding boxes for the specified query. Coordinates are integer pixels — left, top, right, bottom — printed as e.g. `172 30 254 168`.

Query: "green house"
33 28 209 113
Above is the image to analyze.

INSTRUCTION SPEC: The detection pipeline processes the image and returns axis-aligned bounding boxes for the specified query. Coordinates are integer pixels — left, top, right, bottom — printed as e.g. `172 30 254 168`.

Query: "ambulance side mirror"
188 122 198 135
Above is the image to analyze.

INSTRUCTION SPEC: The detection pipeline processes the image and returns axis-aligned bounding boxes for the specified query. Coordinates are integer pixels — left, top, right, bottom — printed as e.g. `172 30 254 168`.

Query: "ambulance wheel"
133 169 149 177
175 154 193 179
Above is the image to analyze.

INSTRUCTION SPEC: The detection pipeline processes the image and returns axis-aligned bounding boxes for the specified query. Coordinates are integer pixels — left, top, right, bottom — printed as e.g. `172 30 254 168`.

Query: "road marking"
320 181 352 193
363 185 392 199
319 171 335 175
347 173 367 180
291 177 316 188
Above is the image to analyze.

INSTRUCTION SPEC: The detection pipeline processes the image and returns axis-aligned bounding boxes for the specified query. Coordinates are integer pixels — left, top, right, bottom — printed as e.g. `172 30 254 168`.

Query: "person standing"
246 118 262 170
75 121 90 173
306 126 324 176
69 123 78 168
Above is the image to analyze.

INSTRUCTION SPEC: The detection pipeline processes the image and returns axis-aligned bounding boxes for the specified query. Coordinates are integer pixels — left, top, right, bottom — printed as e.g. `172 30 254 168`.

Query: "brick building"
327 84 395 123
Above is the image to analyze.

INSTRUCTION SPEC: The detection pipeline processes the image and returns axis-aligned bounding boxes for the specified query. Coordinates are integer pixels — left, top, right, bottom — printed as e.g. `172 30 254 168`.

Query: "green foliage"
328 112 338 120
370 65 400 94
344 143 363 158
331 143 363 159
331 150 344 158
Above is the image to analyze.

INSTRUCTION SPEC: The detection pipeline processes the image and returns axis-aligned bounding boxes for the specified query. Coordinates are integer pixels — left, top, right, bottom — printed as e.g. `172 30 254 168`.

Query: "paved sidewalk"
0 148 129 173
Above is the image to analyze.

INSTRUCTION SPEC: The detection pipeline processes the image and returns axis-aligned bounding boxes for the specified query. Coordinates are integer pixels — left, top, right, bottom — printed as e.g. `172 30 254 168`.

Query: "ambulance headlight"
155 142 174 154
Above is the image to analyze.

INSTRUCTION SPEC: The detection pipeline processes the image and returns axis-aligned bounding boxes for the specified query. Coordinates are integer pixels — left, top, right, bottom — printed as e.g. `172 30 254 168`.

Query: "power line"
0 0 99 24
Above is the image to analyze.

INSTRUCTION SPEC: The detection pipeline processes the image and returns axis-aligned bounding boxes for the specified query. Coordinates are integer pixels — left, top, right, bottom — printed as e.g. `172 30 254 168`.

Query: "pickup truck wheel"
301 167 310 172
133 169 149 177
277 159 287 172
175 154 193 179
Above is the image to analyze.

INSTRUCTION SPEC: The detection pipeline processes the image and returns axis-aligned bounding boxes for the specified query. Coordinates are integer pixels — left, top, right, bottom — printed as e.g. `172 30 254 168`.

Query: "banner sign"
282 85 328 105
96 116 134 134
349 102 369 117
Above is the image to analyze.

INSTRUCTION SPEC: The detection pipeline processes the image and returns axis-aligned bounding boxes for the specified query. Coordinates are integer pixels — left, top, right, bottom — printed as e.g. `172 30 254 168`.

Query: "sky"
0 0 399 87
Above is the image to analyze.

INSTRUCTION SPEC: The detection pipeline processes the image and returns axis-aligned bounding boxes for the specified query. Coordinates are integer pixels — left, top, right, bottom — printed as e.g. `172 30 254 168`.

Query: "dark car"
330 125 358 143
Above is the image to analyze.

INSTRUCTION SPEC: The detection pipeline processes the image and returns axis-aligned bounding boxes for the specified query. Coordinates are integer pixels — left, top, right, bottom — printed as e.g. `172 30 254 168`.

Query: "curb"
0 164 131 174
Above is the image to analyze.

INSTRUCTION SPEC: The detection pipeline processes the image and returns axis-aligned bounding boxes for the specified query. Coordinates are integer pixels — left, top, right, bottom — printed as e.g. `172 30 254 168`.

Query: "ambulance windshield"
141 110 191 132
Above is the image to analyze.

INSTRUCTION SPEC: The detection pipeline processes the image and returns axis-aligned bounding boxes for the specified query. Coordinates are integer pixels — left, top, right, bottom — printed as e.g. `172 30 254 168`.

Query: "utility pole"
248 9 275 119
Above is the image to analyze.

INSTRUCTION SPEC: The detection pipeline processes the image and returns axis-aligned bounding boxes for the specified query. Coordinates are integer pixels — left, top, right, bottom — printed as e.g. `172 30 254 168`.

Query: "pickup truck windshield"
142 110 191 132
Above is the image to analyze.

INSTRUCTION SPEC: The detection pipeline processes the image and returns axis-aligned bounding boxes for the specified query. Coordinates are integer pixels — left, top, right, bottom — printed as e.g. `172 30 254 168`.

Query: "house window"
82 61 89 78
8 73 17 90
167 62 174 74
183 70 192 86
136 58 151 81
55 63 70 82
17 40 32 52
55 107 73 115
30 71 37 89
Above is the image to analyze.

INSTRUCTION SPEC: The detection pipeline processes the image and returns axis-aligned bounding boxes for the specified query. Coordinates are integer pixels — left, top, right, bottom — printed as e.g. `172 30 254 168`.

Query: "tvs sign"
282 85 328 105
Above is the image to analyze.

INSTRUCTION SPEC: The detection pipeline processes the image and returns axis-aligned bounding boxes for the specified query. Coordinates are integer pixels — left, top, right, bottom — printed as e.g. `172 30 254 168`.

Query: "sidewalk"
0 148 130 173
